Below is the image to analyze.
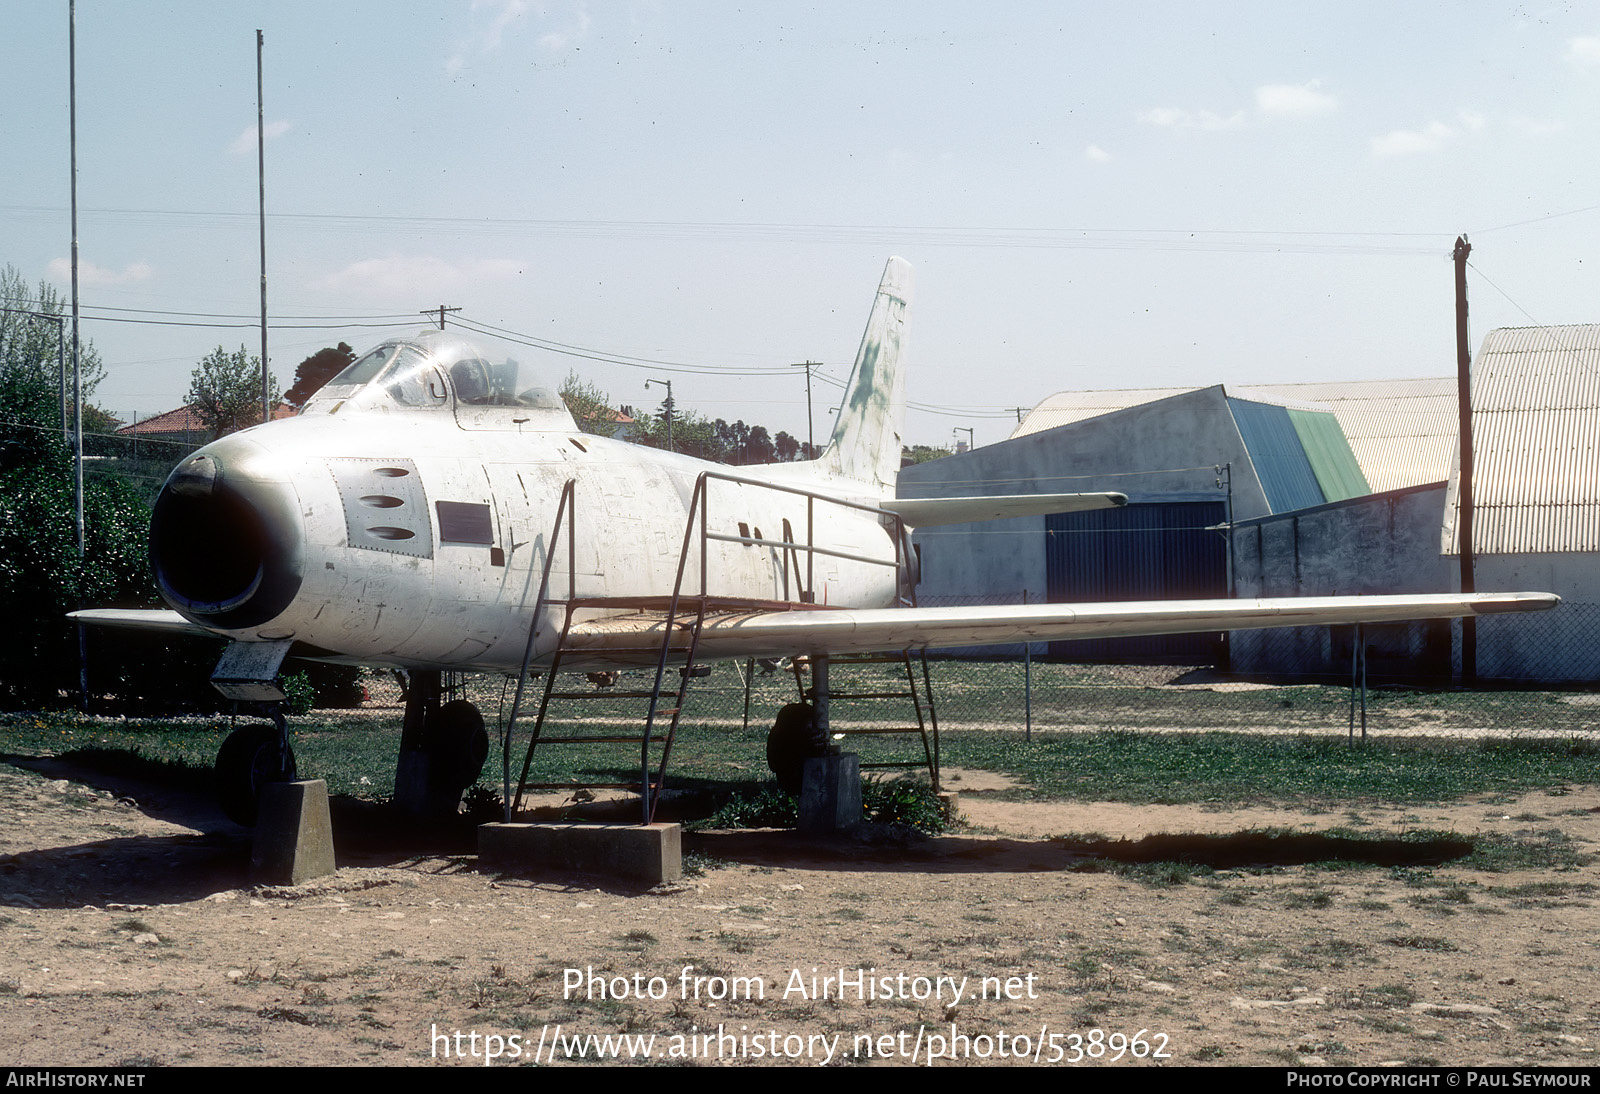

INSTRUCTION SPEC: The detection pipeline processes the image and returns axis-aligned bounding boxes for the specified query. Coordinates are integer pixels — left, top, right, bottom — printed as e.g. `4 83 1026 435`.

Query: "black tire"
215 723 297 827
766 701 822 796
432 699 489 793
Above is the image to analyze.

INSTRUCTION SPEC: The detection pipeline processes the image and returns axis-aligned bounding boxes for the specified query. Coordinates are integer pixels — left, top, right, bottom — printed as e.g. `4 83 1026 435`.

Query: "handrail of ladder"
686 468 912 602
502 478 577 820
636 470 712 823
633 471 920 821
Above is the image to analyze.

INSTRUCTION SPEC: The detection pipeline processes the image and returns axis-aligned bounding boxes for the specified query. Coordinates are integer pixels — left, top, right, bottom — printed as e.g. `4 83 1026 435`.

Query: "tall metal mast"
258 30 270 426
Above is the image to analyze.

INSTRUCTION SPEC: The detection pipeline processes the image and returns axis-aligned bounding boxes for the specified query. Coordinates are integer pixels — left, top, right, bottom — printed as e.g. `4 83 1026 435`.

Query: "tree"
283 342 355 408
559 371 623 435
0 266 106 467
0 268 167 708
188 344 277 440
902 444 954 466
744 424 776 465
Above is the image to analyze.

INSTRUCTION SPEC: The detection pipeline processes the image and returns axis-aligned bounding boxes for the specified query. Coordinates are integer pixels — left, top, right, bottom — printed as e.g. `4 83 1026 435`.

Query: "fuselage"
150 333 903 673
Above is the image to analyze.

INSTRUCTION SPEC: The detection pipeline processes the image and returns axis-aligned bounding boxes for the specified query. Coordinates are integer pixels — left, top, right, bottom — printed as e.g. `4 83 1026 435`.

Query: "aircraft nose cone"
150 435 305 629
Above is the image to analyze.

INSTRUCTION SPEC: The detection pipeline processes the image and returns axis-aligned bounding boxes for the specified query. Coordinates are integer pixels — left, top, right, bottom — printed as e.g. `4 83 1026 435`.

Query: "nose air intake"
150 442 305 630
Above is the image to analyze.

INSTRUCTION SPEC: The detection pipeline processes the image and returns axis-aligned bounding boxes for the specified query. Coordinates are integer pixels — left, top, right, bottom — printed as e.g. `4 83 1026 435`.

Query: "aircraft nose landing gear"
216 708 298 826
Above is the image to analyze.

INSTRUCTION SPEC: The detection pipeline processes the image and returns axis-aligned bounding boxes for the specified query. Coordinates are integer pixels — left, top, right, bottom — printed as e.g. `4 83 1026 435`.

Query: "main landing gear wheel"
431 699 489 795
216 722 298 826
766 701 826 796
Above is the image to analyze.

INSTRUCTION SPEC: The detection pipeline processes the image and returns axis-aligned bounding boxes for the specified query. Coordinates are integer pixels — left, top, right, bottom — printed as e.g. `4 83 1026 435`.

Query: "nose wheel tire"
216 722 298 826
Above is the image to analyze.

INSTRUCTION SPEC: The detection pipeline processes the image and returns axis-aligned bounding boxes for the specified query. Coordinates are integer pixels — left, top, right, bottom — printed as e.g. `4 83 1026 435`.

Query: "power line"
449 313 802 377
1475 202 1600 235
0 203 1445 254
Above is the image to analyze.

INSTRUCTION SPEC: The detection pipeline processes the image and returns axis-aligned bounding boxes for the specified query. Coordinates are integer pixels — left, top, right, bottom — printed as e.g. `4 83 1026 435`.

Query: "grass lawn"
3 660 1597 809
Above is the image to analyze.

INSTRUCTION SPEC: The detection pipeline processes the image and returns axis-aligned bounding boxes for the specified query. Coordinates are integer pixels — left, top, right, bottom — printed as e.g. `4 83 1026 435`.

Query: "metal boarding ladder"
701 468 942 792
789 647 941 789
502 479 709 826
501 470 935 823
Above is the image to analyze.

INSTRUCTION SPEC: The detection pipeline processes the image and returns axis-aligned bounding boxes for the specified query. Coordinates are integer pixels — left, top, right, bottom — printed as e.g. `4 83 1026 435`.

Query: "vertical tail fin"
821 256 913 490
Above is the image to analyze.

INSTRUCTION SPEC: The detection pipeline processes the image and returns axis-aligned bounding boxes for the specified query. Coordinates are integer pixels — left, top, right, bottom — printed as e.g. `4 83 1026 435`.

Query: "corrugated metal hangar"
902 325 1600 682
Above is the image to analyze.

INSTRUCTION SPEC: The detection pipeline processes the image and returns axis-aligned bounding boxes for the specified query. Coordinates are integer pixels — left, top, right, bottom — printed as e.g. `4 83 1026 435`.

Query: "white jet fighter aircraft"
75 257 1557 823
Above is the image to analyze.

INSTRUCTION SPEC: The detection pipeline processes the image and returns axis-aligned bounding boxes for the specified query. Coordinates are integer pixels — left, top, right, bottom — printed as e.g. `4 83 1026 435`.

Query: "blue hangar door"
1045 501 1228 664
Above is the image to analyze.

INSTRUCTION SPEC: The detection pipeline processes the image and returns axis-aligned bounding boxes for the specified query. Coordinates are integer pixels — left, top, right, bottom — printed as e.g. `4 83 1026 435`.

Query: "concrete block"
798 752 861 833
252 779 337 885
479 822 682 884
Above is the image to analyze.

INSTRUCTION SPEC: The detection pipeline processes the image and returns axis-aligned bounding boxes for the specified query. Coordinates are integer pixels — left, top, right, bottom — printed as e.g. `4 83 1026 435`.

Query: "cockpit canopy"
301 331 571 427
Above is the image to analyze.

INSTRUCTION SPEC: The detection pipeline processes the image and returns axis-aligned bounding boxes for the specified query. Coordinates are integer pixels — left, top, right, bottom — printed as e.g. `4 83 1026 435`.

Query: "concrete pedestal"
798 752 861 833
252 779 337 885
480 823 682 884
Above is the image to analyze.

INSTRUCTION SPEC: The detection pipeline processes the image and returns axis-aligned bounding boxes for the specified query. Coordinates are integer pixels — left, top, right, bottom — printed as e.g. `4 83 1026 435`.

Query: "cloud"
480 0 531 50
228 120 291 156
1140 79 1334 133
1567 35 1600 66
47 258 153 286
538 5 592 51
447 0 541 72
1370 111 1487 157
1084 144 1112 163
310 256 525 296
1254 80 1338 118
1371 120 1454 157
1137 106 1245 131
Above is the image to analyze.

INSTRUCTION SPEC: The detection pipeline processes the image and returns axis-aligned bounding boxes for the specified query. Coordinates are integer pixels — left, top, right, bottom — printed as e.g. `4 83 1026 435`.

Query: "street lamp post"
644 377 673 452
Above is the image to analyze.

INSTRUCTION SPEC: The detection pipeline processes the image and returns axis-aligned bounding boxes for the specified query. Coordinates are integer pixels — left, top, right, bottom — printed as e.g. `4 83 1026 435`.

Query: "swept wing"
561 591 1559 665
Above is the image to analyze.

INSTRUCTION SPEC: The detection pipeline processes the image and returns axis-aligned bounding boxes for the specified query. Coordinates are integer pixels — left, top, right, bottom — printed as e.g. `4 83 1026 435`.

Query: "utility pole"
257 30 270 428
645 377 673 452
1454 235 1476 684
422 305 460 330
953 426 974 453
790 361 818 457
69 0 87 711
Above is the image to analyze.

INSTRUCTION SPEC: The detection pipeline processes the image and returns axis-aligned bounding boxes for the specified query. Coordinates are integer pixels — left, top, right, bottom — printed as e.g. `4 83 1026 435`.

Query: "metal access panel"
329 458 433 559
1045 501 1227 664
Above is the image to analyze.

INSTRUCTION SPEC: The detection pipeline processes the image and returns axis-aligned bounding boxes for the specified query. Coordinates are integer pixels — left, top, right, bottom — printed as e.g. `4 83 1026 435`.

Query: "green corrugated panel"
1287 409 1370 502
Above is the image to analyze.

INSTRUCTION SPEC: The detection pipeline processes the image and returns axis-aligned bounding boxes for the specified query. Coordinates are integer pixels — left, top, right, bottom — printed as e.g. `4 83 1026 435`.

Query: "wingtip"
1474 592 1561 614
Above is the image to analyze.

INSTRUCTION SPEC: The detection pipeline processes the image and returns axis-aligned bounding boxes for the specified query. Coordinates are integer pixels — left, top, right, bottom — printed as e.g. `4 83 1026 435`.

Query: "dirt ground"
0 753 1597 1068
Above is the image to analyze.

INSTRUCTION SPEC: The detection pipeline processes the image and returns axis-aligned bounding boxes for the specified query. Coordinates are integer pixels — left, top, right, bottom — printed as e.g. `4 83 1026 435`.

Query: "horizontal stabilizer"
565 592 1559 664
885 492 1128 527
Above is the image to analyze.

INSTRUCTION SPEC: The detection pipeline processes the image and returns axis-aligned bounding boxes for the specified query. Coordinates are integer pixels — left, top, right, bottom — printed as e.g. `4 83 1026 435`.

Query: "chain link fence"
873 593 1600 742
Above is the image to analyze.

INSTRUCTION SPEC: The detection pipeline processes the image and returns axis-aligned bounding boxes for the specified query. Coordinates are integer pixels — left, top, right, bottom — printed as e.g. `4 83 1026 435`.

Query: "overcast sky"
4 2 1598 447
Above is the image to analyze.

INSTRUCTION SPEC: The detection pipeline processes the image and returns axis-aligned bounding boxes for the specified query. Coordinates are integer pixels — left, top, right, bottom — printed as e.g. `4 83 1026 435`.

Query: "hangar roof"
1444 324 1600 555
1017 377 1456 495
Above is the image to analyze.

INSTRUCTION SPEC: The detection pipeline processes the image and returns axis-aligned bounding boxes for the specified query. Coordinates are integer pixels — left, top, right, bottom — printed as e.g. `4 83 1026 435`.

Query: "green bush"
693 776 948 834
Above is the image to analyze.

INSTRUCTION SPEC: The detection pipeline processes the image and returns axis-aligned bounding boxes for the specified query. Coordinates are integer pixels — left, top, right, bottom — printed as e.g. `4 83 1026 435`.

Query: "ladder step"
829 691 916 701
800 654 911 665
520 781 659 792
532 735 669 745
548 690 666 700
